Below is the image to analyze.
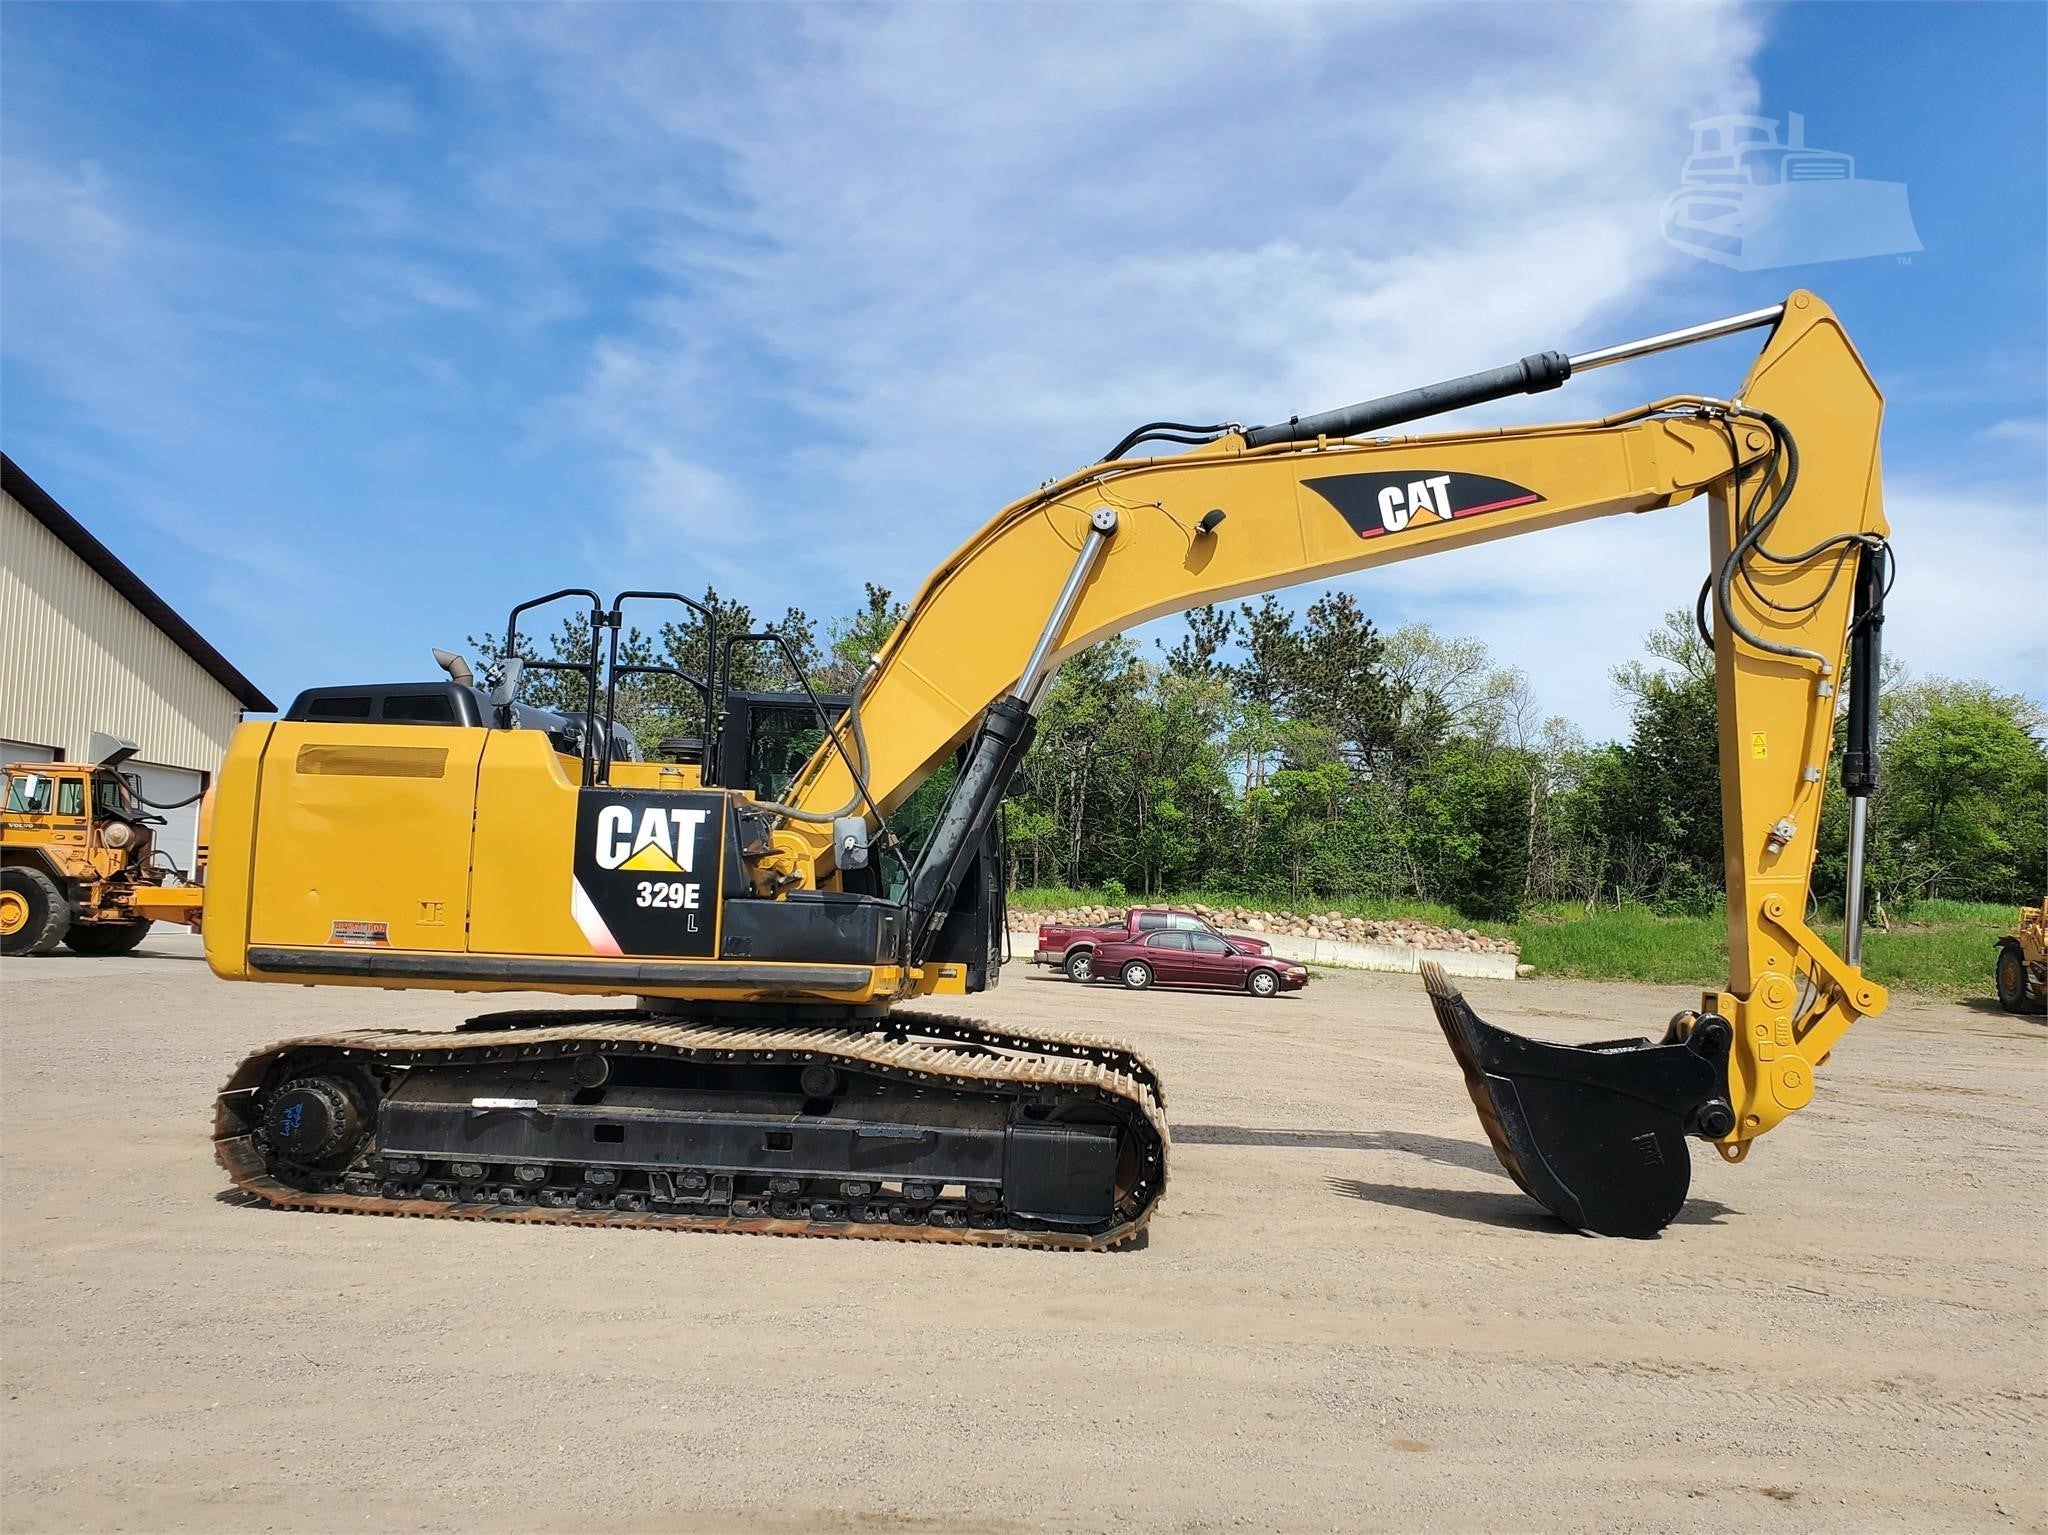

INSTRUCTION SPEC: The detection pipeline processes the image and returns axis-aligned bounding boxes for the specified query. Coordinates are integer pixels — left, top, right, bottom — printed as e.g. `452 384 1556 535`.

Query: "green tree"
818 583 905 692
1289 592 1406 772
1601 611 1723 912
1885 693 2046 902
1400 742 1534 920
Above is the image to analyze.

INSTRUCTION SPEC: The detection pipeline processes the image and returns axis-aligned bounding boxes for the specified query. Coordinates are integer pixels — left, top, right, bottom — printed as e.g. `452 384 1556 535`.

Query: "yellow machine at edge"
208 290 1893 1247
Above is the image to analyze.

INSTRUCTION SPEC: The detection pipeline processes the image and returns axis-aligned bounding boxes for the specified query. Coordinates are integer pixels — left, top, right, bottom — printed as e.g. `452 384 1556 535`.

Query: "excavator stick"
1423 964 1736 1237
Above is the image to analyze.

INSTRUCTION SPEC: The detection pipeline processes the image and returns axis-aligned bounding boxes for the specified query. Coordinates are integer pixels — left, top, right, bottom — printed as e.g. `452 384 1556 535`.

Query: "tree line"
477 586 2046 923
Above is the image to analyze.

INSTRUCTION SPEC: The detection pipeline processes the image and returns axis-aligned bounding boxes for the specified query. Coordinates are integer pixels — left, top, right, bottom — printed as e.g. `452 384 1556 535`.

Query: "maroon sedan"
1089 929 1309 998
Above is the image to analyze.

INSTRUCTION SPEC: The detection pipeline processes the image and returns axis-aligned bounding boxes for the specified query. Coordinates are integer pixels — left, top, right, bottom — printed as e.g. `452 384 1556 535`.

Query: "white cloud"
1977 417 2047 447
379 2 1771 671
63 5 1980 734
1359 470 2048 737
1878 475 2047 700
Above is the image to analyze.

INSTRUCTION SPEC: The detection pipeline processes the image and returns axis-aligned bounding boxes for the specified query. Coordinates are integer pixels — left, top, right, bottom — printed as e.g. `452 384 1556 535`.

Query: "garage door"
2 740 57 765
129 761 205 876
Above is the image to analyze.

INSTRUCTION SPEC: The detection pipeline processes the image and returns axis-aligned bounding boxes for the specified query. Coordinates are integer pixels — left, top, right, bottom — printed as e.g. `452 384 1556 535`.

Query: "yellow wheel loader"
207 290 1893 1243
1 734 205 957
1995 902 2047 1014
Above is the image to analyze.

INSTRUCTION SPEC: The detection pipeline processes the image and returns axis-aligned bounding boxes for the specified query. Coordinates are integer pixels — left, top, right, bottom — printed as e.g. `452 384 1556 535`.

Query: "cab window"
746 708 827 803
381 692 457 724
94 777 129 815
307 694 373 720
880 758 959 904
4 774 52 814
1134 912 1167 932
1167 913 1203 931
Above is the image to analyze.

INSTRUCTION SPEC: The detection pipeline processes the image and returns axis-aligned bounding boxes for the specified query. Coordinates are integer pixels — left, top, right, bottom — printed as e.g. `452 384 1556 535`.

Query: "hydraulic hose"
1712 411 1875 671
131 786 206 810
745 680 876 825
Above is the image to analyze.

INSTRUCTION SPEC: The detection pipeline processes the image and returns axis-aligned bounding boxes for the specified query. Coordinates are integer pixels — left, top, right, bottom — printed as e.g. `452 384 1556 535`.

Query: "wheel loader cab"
3 762 160 876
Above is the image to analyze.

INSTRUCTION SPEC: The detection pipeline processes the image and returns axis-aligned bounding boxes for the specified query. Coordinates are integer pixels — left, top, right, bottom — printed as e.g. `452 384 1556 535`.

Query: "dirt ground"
2 936 2042 1534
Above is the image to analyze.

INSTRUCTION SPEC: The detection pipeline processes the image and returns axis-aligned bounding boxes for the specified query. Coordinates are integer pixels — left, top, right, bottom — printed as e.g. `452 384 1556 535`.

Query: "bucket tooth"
1421 962 1733 1239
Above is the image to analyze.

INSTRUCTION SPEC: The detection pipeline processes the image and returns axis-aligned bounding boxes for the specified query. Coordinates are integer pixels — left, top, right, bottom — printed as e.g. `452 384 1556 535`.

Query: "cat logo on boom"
1304 470 1544 540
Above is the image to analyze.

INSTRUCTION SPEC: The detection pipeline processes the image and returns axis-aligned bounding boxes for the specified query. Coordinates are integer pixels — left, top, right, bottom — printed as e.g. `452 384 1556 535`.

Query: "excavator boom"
206 290 1889 1243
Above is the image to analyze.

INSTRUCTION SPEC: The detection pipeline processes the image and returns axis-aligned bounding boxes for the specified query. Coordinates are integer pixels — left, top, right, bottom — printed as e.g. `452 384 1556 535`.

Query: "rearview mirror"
488 656 526 708
834 815 871 871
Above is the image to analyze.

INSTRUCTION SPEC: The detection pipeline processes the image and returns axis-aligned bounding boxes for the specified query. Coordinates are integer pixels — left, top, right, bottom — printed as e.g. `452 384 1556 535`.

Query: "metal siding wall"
0 491 244 771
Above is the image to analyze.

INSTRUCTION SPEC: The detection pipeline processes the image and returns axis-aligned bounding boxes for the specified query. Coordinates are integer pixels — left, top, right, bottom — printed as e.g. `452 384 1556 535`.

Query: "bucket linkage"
1422 962 1736 1238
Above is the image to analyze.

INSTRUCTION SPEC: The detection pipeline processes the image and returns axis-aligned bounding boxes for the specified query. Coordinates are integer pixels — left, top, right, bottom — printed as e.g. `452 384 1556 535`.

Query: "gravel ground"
2 936 2042 1533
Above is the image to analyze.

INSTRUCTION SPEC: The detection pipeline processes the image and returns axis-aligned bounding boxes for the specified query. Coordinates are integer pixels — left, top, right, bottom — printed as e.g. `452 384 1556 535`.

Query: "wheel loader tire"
0 867 72 957
1995 942 2029 1013
63 917 152 958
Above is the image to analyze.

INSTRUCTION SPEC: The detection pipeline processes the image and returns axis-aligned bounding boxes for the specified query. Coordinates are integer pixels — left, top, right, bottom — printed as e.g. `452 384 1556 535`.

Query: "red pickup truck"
1034 907 1273 983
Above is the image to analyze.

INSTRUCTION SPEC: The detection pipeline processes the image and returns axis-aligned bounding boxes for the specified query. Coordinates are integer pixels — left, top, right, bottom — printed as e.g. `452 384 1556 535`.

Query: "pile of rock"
1012 902 1518 957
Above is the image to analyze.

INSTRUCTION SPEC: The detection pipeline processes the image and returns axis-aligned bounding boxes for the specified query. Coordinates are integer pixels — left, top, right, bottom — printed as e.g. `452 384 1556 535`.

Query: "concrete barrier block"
1257 932 1519 981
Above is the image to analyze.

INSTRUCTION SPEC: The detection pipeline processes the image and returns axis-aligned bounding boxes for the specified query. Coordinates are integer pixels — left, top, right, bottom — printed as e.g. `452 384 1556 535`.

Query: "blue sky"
3 2 2041 735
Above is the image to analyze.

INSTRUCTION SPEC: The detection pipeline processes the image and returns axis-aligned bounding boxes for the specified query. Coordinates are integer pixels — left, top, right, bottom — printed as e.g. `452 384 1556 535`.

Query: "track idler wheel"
1422 962 1734 1238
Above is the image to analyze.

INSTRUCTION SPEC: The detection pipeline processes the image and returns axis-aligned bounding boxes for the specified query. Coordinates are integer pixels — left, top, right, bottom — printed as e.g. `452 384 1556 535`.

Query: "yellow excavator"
207 289 1891 1245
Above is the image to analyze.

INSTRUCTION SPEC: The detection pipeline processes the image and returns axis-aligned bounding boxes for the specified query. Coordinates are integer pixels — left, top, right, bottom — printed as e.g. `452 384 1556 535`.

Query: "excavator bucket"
1421 963 1735 1238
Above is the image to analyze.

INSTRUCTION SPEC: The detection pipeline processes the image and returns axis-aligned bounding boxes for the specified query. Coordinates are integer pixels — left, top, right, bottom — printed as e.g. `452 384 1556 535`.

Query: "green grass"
1506 900 2014 994
1816 901 2017 998
1008 886 2020 995
1509 904 1728 986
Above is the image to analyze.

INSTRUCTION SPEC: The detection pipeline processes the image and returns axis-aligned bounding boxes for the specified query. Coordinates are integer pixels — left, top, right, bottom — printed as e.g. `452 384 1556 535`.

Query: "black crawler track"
215 1010 1169 1251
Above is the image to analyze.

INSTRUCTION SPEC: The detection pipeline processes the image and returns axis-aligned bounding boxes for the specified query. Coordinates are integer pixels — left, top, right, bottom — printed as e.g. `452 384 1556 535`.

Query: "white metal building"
1 455 274 870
